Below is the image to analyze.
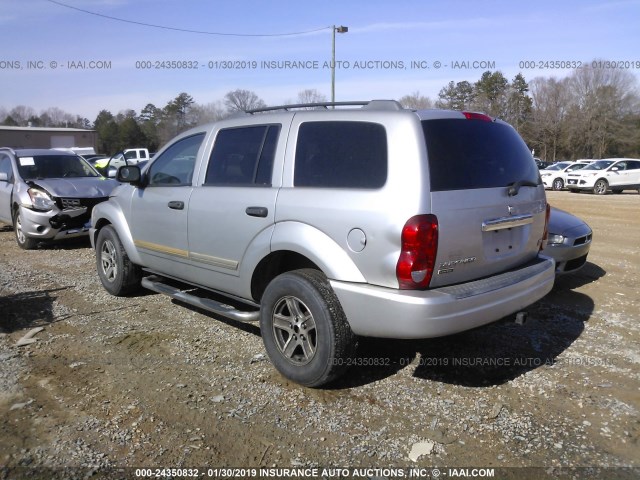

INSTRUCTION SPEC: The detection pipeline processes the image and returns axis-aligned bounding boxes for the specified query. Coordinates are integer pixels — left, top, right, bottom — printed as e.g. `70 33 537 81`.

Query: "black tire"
552 178 564 191
95 225 142 296
13 208 38 250
593 179 608 195
260 269 356 387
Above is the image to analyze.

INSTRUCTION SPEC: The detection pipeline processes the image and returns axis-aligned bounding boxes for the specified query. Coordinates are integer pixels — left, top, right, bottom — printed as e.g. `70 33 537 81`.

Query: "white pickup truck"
95 148 151 176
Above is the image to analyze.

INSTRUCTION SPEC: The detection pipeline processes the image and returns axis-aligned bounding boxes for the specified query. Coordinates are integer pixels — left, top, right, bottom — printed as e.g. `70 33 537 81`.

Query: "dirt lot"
0 190 638 479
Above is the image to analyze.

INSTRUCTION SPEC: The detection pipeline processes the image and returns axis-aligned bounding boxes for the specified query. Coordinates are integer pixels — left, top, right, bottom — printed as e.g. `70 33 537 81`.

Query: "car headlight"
27 187 55 211
547 234 565 245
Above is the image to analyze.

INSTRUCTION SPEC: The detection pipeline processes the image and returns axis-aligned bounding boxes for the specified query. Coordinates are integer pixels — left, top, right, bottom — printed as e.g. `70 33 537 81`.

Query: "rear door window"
205 125 280 186
294 121 387 188
422 119 539 191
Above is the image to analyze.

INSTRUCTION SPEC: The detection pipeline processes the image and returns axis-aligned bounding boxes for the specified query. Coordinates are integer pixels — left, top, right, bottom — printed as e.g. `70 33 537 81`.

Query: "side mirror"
117 165 142 185
610 167 619 171
0 172 8 182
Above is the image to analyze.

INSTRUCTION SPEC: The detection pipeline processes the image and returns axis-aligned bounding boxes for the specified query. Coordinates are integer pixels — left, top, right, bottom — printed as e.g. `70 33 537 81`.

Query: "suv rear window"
422 119 539 191
295 121 387 188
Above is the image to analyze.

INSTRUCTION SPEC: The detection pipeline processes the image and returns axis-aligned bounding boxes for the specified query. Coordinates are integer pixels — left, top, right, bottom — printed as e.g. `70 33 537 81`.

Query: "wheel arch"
251 251 321 302
91 203 144 265
250 221 367 302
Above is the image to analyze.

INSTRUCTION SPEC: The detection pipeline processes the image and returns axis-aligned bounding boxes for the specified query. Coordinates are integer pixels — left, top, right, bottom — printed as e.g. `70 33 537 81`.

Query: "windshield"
566 163 589 172
583 160 614 170
545 162 571 171
17 154 100 179
422 119 539 191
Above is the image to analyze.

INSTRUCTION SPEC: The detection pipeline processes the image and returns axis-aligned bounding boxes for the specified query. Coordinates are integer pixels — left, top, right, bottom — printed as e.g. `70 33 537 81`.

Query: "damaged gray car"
0 148 119 249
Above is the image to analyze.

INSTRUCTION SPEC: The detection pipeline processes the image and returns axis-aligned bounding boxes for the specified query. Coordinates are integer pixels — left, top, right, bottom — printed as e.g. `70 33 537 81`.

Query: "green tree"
473 71 509 117
94 110 119 154
506 73 533 132
119 117 148 150
436 81 474 110
159 93 196 143
3 115 19 126
138 103 161 151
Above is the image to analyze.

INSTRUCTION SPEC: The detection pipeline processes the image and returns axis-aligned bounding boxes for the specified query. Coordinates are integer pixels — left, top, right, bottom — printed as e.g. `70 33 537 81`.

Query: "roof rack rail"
245 99 404 114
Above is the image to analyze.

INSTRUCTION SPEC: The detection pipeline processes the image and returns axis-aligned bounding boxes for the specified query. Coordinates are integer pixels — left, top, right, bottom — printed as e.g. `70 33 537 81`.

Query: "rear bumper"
331 256 555 339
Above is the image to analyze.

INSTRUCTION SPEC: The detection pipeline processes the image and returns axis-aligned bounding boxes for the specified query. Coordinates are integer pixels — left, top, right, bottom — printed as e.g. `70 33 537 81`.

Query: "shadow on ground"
129 262 603 390
332 263 604 389
0 287 71 333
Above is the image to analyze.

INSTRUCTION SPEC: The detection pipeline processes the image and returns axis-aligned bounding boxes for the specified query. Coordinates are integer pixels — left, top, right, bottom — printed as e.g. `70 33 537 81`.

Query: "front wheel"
260 269 356 387
14 208 38 250
552 178 564 191
593 179 608 195
95 225 142 296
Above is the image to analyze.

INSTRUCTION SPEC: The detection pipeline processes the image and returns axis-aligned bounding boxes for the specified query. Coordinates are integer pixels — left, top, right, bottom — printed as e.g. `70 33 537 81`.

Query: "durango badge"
438 256 477 274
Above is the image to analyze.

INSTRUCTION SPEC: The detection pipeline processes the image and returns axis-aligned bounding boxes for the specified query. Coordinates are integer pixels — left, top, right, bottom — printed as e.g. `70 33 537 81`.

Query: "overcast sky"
1 0 639 120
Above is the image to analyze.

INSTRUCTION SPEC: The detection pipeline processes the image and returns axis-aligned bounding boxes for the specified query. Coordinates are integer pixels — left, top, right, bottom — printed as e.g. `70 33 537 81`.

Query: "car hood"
31 177 119 198
548 207 590 236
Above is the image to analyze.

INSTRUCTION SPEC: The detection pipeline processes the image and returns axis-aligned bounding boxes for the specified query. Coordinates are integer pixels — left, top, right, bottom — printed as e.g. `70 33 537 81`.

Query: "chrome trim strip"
482 214 533 232
134 239 189 258
133 240 239 270
189 251 238 270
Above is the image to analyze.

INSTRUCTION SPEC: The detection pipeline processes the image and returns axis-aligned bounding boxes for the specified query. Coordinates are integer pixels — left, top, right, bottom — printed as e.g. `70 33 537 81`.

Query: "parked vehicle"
93 149 151 177
540 161 590 190
566 158 640 194
543 208 592 274
90 101 555 387
534 157 553 169
0 148 119 249
123 148 150 164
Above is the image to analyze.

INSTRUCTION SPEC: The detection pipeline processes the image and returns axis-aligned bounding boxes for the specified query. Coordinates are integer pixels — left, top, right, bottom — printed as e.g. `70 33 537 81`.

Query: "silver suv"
90 100 555 387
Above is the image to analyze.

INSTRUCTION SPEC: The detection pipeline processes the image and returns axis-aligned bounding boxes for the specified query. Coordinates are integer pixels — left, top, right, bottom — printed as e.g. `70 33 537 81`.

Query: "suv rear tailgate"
420 115 546 288
430 188 546 287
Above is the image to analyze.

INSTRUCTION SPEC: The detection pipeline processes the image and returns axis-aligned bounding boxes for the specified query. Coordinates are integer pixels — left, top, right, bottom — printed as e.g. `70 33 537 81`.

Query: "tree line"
399 66 640 160
2 64 639 160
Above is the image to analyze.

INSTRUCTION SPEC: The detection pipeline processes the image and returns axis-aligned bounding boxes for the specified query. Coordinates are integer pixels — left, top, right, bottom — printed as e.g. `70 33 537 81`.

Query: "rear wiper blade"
507 180 539 196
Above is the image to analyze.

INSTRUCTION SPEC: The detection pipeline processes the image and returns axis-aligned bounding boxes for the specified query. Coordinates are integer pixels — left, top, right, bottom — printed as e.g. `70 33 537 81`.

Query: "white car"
566 158 640 195
540 161 590 190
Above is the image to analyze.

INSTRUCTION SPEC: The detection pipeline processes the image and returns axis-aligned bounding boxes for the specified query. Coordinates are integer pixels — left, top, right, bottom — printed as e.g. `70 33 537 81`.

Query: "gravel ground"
0 191 638 480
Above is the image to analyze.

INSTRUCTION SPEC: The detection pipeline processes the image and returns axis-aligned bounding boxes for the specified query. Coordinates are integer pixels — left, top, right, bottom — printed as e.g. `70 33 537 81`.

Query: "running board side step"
141 276 260 323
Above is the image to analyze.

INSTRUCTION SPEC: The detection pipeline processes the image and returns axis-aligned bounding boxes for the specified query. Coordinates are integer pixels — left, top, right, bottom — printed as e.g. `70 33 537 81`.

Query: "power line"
46 0 331 37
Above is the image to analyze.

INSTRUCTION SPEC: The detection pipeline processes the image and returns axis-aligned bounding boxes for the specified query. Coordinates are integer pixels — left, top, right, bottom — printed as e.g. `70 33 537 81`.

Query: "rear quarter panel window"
423 119 539 191
294 121 387 188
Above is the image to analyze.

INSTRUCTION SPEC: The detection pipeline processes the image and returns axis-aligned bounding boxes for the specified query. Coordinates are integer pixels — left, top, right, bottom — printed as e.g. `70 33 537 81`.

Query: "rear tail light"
396 214 439 289
540 203 551 251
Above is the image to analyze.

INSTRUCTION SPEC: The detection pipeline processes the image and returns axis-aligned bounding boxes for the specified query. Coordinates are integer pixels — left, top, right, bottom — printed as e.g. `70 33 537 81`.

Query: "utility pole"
331 25 348 103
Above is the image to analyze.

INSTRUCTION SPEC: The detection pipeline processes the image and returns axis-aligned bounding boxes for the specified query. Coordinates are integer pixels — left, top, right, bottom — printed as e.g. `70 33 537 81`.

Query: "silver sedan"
543 207 592 274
